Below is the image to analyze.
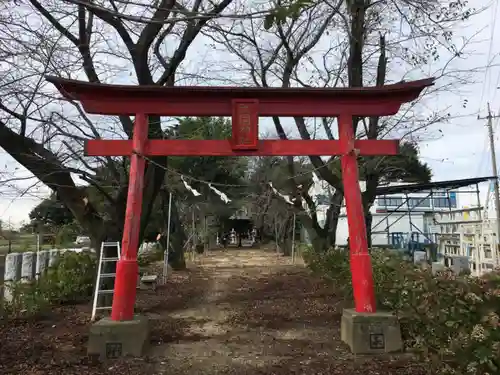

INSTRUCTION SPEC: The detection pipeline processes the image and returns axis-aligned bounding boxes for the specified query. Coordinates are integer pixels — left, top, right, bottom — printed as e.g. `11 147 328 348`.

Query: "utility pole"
479 103 500 256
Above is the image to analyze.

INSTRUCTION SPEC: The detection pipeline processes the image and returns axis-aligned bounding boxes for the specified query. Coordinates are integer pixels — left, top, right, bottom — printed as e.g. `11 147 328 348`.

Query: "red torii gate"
46 76 434 322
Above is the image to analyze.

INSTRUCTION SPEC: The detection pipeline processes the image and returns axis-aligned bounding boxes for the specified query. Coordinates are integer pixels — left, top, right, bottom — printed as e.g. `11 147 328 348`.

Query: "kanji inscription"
105 342 123 359
369 333 385 349
239 108 251 143
231 99 258 150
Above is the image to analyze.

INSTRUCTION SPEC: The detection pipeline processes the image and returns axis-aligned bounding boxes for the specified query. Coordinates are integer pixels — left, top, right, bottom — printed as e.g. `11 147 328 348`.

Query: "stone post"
3 252 22 301
21 252 36 282
48 250 60 268
35 251 50 279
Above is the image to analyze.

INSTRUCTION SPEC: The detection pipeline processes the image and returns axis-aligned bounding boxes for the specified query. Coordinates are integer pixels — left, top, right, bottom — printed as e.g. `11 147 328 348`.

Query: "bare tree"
246 155 310 251
0 0 237 267
206 0 478 251
0 0 481 258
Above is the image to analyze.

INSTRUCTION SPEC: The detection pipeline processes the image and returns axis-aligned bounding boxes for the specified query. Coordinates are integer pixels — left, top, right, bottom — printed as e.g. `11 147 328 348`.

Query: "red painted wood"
231 99 259 150
111 114 148 321
84 139 399 156
46 76 434 117
338 114 376 313
60 98 406 117
46 75 435 319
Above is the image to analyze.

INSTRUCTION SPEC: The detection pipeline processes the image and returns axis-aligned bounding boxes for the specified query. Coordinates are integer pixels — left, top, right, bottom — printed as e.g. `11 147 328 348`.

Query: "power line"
476 101 500 176
478 0 499 110
478 103 500 237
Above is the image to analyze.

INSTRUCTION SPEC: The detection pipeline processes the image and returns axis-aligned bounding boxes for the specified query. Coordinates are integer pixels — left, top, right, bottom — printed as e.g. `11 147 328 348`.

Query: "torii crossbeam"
46 76 434 322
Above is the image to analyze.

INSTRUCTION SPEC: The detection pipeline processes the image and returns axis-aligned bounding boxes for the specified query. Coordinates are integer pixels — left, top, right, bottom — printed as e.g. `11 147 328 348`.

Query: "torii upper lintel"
45 76 434 117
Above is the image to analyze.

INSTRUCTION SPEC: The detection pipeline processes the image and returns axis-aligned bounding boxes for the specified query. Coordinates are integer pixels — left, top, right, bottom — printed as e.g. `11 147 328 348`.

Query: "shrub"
195 244 204 254
138 243 164 268
18 239 32 252
2 250 97 319
302 246 500 375
43 250 97 303
302 247 414 304
3 281 51 318
302 246 353 296
55 223 78 247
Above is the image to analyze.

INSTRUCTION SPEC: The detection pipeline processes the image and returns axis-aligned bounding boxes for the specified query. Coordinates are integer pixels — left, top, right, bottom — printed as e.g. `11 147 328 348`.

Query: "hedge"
303 247 500 375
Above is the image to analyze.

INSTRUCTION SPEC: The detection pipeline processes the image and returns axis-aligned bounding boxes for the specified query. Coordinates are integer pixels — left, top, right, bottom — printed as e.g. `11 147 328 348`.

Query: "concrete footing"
87 315 150 360
340 308 403 354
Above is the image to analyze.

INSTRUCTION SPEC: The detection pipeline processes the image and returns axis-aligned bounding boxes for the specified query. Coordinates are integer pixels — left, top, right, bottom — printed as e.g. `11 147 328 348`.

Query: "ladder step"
98 289 114 294
92 241 121 321
100 273 116 278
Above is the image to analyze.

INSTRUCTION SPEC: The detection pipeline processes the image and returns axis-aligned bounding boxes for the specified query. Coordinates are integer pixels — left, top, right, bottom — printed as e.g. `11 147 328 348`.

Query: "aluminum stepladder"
91 241 121 321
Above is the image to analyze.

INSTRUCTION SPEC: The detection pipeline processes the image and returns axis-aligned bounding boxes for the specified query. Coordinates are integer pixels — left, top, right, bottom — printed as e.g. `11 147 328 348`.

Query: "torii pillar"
47 76 434 357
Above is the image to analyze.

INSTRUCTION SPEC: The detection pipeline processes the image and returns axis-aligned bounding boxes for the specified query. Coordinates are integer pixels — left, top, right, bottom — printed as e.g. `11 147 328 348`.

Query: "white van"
74 236 91 245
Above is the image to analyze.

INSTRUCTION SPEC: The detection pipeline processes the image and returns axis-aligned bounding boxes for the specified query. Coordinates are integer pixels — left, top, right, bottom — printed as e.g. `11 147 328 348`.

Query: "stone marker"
413 251 427 265
48 250 60 267
21 252 36 281
35 251 49 279
3 253 22 301
139 242 155 254
451 255 470 275
341 308 403 354
431 262 445 275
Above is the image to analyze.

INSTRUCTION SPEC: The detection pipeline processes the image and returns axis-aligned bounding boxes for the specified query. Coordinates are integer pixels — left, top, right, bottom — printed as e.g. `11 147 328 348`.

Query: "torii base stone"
87 315 149 360
340 308 403 354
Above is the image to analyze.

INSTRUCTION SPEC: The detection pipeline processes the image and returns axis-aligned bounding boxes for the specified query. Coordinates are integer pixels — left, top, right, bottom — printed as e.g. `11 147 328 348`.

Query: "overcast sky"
418 0 500 212
0 0 499 227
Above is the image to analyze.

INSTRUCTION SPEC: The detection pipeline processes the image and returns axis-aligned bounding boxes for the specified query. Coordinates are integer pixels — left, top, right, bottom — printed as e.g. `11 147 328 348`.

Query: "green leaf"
264 14 275 30
275 7 289 25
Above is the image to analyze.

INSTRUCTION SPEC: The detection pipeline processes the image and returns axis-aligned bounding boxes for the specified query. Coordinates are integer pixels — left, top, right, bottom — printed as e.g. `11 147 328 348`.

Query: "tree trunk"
300 188 344 253
324 189 344 250
165 197 186 270
365 212 373 249
362 173 380 250
87 216 124 260
309 232 328 253
280 215 293 256
160 190 186 270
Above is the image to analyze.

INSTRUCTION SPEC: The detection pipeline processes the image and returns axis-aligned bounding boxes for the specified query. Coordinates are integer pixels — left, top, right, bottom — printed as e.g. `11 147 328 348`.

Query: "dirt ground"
0 249 426 375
